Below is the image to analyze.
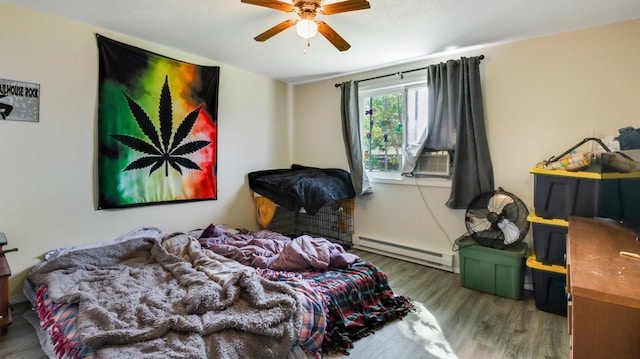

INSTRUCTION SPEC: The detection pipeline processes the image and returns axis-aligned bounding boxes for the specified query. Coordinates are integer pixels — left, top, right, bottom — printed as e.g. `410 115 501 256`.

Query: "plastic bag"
616 126 640 150
541 152 593 171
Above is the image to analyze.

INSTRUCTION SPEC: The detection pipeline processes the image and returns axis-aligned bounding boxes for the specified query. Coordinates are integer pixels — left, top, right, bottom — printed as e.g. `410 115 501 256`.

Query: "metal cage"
265 199 354 248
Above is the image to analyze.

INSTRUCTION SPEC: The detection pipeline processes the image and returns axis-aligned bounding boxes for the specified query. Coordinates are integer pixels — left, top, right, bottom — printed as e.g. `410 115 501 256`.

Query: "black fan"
464 187 530 249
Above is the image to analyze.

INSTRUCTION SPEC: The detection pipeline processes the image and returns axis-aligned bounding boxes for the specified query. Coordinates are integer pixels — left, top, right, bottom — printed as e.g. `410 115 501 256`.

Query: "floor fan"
464 187 530 249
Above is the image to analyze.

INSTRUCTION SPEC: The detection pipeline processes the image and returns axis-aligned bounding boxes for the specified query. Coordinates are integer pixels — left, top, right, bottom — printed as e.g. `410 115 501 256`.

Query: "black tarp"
248 164 356 216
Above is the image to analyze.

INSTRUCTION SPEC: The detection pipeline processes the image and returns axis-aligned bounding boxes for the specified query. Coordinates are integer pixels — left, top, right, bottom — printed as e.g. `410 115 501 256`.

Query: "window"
360 78 449 181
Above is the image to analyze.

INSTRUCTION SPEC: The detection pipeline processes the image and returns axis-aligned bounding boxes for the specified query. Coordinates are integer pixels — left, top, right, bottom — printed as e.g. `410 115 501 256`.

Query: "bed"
24 225 412 359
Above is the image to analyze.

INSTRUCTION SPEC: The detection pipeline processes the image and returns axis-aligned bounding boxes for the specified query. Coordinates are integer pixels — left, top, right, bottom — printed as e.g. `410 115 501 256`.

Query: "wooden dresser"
0 253 11 335
567 216 640 358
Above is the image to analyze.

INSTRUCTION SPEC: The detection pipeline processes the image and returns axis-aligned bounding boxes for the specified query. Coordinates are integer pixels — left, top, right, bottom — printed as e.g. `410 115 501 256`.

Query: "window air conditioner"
414 151 451 176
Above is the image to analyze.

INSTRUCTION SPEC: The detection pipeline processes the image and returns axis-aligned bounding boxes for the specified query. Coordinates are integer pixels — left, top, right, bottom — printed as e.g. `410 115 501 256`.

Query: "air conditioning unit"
414 151 451 176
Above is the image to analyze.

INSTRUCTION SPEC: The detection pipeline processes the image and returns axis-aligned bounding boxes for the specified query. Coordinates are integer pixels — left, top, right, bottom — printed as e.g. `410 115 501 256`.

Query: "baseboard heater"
354 235 454 272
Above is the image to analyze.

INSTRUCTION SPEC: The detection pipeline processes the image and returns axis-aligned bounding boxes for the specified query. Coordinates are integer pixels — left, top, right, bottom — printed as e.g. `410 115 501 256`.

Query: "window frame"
358 75 452 188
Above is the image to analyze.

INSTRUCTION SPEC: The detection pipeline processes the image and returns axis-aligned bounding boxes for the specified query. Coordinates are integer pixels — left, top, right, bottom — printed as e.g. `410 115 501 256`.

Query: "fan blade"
317 21 350 51
467 208 490 219
502 202 519 221
254 19 297 42
241 0 295 13
321 0 370 15
488 193 514 214
467 215 491 233
498 218 520 245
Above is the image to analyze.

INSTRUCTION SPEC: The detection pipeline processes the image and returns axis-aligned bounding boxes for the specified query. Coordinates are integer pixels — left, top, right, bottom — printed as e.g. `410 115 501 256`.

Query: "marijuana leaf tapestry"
97 35 219 209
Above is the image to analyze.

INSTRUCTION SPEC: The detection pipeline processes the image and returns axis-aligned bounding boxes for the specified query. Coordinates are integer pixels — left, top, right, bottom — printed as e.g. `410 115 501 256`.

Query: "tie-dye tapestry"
97 35 219 209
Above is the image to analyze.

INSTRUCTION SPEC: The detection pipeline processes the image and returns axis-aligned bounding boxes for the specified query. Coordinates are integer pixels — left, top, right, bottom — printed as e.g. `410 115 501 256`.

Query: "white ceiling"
4 0 640 84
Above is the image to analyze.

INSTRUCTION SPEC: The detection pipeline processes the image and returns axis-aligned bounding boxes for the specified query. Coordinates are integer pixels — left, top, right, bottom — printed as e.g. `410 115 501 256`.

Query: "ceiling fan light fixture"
242 0 369 51
296 19 318 39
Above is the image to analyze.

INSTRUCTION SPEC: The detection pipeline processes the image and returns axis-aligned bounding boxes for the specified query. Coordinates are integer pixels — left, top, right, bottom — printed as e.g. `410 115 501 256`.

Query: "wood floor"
0 248 568 359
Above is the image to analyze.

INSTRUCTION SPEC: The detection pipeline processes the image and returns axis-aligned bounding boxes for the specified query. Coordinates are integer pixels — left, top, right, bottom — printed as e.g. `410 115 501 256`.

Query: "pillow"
44 227 163 261
541 152 593 171
600 152 640 172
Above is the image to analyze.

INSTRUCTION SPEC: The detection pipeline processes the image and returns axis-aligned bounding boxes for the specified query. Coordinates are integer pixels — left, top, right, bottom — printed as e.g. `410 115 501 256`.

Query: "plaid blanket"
264 260 412 354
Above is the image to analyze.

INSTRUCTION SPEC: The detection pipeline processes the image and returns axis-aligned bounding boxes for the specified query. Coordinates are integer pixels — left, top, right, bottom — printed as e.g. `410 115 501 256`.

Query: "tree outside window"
360 83 428 176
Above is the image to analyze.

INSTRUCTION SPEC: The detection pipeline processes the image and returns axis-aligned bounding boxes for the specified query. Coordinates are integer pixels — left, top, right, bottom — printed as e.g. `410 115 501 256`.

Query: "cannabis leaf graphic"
111 75 211 177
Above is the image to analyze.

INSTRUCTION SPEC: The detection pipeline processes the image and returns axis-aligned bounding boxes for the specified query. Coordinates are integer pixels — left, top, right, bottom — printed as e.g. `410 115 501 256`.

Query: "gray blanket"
28 232 302 359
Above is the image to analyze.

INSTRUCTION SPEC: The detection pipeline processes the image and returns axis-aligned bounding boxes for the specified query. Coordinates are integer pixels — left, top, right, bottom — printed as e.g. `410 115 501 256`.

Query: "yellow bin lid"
526 254 566 274
530 166 640 179
527 213 568 227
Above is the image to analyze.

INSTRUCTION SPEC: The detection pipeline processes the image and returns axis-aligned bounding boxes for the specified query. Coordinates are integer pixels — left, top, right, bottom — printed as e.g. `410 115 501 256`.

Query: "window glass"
359 81 428 178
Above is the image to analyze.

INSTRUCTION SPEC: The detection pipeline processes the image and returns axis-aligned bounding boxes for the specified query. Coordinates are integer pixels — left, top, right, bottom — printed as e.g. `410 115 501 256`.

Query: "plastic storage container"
599 176 640 222
526 254 567 316
528 214 568 266
456 236 529 300
531 168 599 220
531 167 640 221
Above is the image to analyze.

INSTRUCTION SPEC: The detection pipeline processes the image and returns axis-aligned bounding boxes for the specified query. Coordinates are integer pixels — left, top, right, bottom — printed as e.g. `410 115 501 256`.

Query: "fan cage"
465 189 530 249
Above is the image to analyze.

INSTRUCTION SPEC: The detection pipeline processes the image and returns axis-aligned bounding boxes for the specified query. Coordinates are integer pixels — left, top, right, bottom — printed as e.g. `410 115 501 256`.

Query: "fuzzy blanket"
28 232 302 359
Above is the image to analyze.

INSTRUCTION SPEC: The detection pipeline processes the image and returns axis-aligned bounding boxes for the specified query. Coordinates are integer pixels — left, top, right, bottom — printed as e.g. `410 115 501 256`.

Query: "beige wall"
293 19 640 264
0 3 291 298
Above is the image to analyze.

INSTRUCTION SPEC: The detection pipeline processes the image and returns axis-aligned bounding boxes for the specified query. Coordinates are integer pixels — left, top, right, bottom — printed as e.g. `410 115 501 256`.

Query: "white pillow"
44 227 163 261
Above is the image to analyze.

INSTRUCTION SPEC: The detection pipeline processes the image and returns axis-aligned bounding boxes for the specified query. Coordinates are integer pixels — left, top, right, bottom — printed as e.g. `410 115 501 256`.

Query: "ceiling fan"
241 0 371 51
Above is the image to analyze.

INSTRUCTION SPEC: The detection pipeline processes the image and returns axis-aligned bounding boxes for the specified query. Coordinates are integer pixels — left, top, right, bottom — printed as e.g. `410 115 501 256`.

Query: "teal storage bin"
456 236 529 300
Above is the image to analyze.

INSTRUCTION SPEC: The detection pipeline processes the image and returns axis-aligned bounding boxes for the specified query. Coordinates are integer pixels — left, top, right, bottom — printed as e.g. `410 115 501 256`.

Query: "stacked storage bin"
528 167 592 316
526 254 568 316
527 212 568 316
528 166 640 316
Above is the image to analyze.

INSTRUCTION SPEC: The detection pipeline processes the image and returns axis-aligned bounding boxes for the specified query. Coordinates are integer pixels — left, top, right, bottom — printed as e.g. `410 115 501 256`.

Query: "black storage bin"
531 167 640 221
528 214 568 266
532 169 599 220
599 177 640 222
526 254 567 316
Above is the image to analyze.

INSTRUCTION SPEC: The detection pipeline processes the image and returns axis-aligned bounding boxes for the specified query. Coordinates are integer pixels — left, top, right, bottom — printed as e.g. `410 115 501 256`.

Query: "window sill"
368 174 452 188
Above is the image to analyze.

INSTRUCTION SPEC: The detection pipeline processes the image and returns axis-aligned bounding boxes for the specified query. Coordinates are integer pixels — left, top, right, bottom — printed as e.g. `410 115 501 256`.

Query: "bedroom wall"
0 3 291 299
292 19 640 267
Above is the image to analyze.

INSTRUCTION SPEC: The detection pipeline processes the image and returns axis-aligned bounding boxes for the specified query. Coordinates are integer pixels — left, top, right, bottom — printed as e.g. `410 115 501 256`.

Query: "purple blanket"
198 224 359 271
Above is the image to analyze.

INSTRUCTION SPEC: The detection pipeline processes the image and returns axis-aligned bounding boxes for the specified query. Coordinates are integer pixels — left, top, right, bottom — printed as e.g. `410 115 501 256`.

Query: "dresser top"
568 217 640 308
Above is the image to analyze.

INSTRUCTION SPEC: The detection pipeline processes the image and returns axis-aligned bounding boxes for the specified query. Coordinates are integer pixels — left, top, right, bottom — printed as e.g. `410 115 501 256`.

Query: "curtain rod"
334 54 484 87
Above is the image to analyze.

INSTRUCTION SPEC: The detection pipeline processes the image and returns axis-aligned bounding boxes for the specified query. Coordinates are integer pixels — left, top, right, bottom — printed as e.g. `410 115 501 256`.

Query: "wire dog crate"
264 199 354 248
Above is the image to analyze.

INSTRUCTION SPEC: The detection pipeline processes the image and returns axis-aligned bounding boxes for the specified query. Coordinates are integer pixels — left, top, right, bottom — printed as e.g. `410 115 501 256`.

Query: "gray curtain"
440 57 494 208
340 81 372 195
403 56 494 208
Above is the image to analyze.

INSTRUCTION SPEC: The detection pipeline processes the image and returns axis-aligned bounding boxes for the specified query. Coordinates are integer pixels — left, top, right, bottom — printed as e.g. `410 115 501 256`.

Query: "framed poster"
0 78 40 122
97 35 219 209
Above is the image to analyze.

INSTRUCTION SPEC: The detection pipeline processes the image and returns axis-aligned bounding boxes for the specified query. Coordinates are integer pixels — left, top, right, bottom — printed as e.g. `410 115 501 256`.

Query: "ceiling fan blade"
241 0 295 12
321 0 370 15
254 19 297 42
317 21 350 51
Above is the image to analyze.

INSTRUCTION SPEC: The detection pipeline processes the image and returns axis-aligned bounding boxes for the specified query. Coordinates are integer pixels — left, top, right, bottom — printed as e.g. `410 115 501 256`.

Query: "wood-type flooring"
0 248 568 359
